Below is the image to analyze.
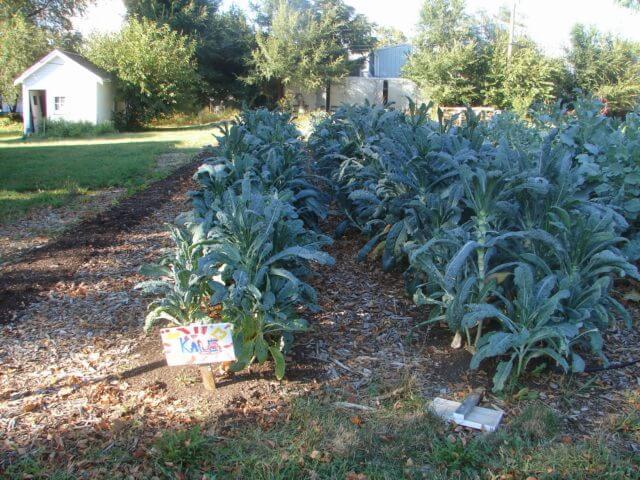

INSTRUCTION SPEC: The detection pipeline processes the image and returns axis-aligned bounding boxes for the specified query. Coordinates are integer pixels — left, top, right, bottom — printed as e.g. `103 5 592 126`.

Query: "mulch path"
0 162 639 477
0 162 198 320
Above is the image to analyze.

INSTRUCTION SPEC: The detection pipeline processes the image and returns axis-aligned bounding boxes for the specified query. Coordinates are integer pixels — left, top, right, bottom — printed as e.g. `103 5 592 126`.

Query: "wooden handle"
453 388 484 421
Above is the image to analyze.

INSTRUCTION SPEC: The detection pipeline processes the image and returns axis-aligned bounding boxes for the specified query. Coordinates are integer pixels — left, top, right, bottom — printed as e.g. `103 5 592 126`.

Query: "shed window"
54 96 66 111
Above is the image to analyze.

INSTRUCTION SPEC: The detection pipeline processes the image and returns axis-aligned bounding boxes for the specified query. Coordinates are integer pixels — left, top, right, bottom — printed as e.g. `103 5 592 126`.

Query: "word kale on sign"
161 323 236 366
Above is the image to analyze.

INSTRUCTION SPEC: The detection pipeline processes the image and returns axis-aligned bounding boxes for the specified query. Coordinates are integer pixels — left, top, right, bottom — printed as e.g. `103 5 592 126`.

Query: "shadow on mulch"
0 161 199 323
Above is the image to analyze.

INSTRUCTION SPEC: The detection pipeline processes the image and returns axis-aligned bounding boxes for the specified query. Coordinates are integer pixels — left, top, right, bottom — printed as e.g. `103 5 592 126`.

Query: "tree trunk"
325 80 331 113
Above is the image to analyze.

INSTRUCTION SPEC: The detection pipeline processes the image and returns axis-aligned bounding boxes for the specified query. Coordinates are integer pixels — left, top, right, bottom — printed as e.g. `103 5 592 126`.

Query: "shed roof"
14 49 112 86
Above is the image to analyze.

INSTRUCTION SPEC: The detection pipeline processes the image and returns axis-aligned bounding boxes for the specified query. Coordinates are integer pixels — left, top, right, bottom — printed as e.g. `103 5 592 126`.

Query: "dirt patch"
0 161 198 322
155 152 193 171
0 188 126 264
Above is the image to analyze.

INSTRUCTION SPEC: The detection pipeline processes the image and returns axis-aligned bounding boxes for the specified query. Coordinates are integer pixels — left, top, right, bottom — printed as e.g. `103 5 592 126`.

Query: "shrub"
33 119 117 138
84 18 201 129
148 108 240 128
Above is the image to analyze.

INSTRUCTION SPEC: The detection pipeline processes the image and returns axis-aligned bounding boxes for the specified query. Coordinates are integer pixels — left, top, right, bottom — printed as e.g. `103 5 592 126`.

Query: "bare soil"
0 188 126 264
0 162 196 321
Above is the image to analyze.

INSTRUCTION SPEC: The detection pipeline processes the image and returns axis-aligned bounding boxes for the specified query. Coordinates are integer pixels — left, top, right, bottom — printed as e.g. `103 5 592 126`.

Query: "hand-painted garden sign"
160 323 236 366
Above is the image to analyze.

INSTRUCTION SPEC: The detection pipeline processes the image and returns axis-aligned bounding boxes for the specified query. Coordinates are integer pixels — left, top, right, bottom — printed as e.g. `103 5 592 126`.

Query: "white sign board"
160 323 236 366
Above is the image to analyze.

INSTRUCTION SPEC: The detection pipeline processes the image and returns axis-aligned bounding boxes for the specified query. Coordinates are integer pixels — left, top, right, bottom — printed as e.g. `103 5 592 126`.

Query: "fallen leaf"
23 401 41 413
350 416 363 426
346 473 367 480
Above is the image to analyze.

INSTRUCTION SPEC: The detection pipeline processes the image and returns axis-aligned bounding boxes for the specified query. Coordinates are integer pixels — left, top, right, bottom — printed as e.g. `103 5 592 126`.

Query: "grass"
147 394 638 480
2 388 638 479
147 394 637 480
0 124 219 222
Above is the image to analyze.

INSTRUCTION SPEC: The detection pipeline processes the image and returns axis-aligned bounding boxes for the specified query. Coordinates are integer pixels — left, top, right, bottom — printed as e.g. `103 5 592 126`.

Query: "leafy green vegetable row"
137 109 332 379
309 99 639 391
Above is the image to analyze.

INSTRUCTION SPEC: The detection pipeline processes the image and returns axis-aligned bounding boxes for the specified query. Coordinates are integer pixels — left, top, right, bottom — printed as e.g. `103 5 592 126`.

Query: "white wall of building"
18 54 114 133
289 77 421 112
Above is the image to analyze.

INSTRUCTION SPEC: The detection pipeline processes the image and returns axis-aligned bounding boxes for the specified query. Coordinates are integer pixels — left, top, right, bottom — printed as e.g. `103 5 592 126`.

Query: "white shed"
14 49 115 134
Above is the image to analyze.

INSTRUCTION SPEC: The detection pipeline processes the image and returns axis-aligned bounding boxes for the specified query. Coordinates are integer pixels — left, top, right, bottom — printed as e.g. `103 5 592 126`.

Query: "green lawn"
5 388 638 479
0 125 218 222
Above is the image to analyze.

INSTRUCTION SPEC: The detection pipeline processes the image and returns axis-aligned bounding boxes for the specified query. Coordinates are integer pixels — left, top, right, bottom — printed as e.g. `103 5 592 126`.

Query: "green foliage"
32 119 117 138
136 223 216 331
310 99 639 391
567 24 640 114
148 107 239 127
0 14 49 108
404 0 488 106
249 0 375 93
138 108 332 379
124 0 256 103
374 26 408 48
0 0 88 32
485 34 564 115
406 1 640 114
84 18 200 128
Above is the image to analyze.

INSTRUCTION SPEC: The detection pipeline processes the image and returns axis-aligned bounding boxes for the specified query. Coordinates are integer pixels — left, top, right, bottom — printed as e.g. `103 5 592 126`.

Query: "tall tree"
374 26 408 48
567 24 640 113
249 0 374 99
0 0 90 32
124 0 255 103
84 18 200 127
0 14 49 110
405 0 489 105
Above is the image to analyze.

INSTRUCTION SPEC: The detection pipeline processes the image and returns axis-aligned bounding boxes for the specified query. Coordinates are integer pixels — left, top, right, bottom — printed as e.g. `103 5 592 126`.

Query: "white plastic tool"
430 390 503 432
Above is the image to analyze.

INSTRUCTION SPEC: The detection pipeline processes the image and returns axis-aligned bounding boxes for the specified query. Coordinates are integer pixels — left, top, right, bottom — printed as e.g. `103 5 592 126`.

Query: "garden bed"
1 207 638 478
1 105 639 479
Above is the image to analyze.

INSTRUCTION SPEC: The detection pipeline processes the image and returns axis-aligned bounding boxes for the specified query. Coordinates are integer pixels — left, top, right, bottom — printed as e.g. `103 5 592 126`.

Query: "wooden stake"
199 365 217 391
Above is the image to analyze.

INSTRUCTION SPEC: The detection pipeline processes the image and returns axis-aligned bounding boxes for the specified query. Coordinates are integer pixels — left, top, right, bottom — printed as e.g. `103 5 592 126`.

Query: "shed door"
29 91 46 133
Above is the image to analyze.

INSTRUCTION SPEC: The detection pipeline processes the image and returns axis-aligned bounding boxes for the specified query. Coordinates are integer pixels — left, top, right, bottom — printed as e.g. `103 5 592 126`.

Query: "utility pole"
507 0 517 61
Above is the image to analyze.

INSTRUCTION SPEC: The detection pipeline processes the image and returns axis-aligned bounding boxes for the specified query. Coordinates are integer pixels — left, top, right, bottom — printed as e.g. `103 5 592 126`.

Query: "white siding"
96 82 114 123
19 54 114 133
288 77 421 112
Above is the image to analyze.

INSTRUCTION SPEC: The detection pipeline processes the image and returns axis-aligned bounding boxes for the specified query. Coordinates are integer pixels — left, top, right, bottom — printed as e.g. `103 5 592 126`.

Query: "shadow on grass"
2 384 638 480
0 190 73 223
144 122 226 133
